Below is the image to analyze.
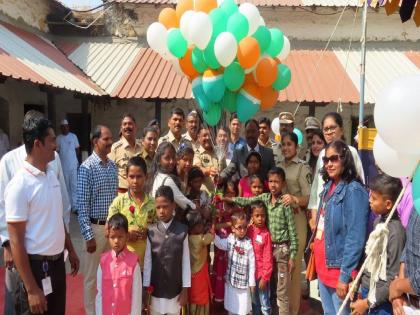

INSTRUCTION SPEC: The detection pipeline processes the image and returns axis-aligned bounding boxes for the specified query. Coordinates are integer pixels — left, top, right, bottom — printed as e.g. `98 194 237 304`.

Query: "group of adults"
0 105 415 315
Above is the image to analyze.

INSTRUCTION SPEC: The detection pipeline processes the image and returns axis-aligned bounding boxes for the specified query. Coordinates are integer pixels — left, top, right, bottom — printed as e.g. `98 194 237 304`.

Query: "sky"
60 0 104 9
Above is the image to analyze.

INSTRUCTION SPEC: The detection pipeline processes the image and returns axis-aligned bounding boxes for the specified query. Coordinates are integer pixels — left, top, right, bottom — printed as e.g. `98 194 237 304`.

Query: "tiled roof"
0 22 103 95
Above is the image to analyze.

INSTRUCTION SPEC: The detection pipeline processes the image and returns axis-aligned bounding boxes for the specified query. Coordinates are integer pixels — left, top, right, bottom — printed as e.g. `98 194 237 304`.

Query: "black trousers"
16 255 66 315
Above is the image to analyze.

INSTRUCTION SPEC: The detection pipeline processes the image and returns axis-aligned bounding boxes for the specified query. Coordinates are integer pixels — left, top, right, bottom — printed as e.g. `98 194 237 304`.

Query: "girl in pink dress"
211 181 239 305
238 151 268 197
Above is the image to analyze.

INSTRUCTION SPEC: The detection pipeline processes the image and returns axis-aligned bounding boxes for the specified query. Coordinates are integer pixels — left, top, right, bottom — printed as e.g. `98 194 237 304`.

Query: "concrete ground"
1 213 323 314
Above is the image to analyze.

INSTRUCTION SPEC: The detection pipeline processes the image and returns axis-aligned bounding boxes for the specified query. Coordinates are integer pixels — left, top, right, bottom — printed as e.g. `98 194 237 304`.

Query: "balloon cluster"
372 74 420 215
147 0 291 126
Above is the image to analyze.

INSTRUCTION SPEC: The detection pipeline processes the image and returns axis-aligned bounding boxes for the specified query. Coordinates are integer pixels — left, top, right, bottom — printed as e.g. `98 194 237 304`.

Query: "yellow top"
188 233 214 273
107 192 156 269
108 137 143 189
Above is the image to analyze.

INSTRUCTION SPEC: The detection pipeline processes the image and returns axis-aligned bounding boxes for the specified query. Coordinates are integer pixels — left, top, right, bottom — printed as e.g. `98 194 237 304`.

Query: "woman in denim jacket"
311 140 369 315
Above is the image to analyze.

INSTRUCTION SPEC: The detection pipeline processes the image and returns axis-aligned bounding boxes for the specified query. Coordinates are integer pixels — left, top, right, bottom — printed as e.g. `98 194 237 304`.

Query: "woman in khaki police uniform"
278 131 312 315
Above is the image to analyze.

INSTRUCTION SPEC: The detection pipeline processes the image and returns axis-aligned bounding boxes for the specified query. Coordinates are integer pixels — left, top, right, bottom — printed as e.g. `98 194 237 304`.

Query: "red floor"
0 267 321 315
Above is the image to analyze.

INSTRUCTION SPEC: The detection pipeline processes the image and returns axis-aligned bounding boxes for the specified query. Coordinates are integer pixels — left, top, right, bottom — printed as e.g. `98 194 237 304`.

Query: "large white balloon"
277 36 290 61
214 32 237 67
374 74 420 155
169 59 183 76
373 135 420 177
147 22 167 54
239 3 260 36
180 10 194 44
189 12 212 50
271 117 280 135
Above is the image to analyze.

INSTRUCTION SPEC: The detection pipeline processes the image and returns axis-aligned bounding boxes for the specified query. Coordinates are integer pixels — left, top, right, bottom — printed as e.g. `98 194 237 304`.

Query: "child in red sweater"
247 200 273 315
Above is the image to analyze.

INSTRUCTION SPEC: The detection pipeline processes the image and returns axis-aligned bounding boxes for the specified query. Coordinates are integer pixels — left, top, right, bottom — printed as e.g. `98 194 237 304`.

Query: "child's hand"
258 279 267 291
281 194 297 206
389 278 403 301
350 299 369 315
250 286 256 294
391 297 407 315
288 259 295 273
177 288 188 306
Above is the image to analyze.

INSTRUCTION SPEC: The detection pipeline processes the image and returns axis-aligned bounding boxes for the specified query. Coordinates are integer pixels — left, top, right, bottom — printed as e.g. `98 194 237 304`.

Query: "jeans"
252 279 271 315
318 280 350 315
4 265 30 315
360 286 393 315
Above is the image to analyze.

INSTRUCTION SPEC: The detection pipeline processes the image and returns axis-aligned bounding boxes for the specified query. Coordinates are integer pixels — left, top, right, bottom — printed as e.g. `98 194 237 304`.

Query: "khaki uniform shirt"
108 137 143 189
258 138 275 149
279 155 312 212
182 132 200 153
158 130 183 151
273 143 284 166
193 146 221 194
138 148 154 175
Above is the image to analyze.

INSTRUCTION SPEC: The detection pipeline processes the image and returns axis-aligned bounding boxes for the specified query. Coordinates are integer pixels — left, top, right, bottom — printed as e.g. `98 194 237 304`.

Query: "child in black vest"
143 185 190 315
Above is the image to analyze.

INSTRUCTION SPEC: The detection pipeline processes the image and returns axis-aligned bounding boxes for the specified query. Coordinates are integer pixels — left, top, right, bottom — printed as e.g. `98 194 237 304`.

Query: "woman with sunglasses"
310 140 369 315
279 132 312 315
307 112 365 231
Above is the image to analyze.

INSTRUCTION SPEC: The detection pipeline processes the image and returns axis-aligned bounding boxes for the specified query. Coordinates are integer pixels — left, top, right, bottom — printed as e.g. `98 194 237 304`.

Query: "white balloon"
259 16 266 26
374 74 420 155
214 32 237 67
180 10 194 44
147 22 167 54
277 36 290 61
373 135 420 177
189 12 212 50
169 59 183 76
271 117 280 135
239 3 260 36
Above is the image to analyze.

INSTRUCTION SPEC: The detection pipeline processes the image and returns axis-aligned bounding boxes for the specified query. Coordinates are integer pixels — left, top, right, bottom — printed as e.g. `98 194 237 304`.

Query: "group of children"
95 142 411 315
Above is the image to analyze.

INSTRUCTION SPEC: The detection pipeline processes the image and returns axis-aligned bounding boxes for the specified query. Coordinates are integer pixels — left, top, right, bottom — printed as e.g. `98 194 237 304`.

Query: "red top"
314 182 341 288
247 225 273 281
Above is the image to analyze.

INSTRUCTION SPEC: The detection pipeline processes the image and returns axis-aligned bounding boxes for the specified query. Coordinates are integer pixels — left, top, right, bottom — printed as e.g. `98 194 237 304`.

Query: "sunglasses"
322 154 341 165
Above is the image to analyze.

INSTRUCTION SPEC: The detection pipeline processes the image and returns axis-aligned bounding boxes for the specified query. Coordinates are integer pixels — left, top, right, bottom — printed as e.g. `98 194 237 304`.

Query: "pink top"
238 176 269 197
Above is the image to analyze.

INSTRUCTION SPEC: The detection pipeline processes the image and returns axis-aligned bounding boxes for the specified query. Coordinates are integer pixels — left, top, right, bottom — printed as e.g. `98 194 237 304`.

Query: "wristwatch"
1 240 10 248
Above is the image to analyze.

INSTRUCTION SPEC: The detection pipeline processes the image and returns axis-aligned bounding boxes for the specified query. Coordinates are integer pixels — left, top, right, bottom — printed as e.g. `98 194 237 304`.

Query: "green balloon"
191 48 207 73
167 29 187 58
222 90 237 113
203 37 220 70
266 28 284 58
253 26 271 53
273 64 291 91
209 8 227 37
227 12 249 42
203 103 222 126
220 0 238 17
223 62 245 91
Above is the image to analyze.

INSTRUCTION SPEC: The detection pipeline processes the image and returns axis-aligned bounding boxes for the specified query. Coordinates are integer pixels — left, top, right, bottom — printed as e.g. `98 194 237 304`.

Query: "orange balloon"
159 8 179 29
244 73 256 85
255 57 278 88
194 0 217 13
179 47 199 80
176 0 193 19
237 37 261 69
260 87 279 110
242 80 262 101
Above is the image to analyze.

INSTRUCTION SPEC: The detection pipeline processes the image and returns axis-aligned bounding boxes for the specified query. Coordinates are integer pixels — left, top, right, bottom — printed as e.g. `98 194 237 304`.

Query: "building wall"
118 4 420 42
0 0 50 32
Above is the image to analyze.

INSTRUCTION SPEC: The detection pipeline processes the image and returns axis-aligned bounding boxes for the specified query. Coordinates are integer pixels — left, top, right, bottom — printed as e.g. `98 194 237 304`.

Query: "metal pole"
359 0 368 127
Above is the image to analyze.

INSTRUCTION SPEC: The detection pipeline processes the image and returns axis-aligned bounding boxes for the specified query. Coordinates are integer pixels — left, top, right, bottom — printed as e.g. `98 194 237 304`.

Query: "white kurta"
214 235 255 315
143 219 191 315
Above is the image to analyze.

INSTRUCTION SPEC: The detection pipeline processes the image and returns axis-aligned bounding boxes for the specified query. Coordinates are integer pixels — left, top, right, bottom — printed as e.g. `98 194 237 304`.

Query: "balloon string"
293 1 351 117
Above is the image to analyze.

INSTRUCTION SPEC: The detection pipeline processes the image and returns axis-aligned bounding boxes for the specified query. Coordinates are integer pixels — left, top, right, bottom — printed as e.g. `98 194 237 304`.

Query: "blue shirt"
227 137 246 161
401 210 420 295
77 151 118 240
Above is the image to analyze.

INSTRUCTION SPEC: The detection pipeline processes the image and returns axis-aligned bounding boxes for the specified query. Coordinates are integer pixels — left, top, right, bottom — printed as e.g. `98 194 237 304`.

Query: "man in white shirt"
0 111 77 315
0 128 9 160
56 119 80 211
5 117 79 315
